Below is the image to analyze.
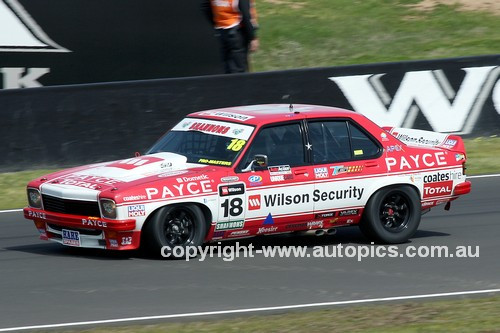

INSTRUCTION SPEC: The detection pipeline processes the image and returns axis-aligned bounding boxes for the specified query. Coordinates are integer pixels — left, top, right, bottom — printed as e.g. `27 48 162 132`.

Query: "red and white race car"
24 104 471 252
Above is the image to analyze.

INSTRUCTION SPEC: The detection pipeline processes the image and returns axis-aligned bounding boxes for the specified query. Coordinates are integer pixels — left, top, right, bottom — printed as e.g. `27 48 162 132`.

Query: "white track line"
0 209 23 214
1 289 499 332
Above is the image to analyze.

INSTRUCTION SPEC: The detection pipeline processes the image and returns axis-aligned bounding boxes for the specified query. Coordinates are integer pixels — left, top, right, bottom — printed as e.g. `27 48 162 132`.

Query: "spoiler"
382 127 465 152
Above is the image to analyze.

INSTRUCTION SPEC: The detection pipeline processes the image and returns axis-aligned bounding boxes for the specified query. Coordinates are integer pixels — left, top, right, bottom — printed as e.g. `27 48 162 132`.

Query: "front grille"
42 194 101 217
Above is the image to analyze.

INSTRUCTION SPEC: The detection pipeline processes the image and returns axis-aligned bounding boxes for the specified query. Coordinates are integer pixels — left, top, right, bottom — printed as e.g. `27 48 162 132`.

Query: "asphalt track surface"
1 176 499 330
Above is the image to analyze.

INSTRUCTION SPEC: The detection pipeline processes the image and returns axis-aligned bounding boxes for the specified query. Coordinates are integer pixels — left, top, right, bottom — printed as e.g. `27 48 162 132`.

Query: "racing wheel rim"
162 207 196 246
379 190 411 233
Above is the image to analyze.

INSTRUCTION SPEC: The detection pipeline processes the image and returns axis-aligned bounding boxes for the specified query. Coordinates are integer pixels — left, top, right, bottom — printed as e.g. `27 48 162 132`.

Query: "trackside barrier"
0 54 499 171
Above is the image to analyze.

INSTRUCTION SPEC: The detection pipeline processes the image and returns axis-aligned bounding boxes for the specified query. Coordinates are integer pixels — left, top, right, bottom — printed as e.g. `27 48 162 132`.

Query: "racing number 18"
226 139 246 152
221 198 243 217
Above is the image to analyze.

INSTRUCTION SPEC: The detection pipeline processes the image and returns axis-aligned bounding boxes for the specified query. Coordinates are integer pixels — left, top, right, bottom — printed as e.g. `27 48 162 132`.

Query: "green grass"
46 296 500 333
252 0 500 71
1 137 499 211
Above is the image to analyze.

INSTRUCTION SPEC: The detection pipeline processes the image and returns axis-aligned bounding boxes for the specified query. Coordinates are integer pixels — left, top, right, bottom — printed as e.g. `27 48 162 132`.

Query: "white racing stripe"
0 288 499 332
1 173 500 215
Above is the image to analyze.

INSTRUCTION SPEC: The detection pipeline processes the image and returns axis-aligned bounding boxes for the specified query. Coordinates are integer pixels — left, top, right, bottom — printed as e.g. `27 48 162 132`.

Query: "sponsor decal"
158 170 189 178
127 204 146 217
338 209 359 217
263 213 274 225
270 174 293 182
455 153 466 161
314 167 329 179
109 239 119 248
328 218 339 225
219 183 245 196
123 194 147 201
248 175 263 186
62 229 80 247
121 236 132 246
82 217 107 228
189 122 230 135
268 165 292 175
37 228 48 239
160 162 173 168
423 180 453 198
436 199 450 205
262 186 364 207
28 210 46 219
212 230 225 238
221 176 239 183
353 149 363 156
346 219 354 224
198 111 254 121
381 132 389 142
145 180 213 199
198 158 232 166
330 165 364 176
215 220 245 231
307 221 323 229
228 230 250 237
286 222 308 230
257 226 278 234
385 144 404 153
108 156 163 170
248 194 261 210
423 170 462 183
392 133 443 147
176 174 209 182
315 212 335 219
57 173 124 190
385 152 447 171
441 139 458 149
421 201 435 207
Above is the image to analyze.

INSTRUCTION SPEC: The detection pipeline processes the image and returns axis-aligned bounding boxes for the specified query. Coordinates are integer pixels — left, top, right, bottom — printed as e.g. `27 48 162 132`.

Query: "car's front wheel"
143 204 207 257
359 186 421 244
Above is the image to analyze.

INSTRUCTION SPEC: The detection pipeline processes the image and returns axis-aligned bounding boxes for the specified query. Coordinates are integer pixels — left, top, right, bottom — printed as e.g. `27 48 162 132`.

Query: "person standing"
202 0 259 74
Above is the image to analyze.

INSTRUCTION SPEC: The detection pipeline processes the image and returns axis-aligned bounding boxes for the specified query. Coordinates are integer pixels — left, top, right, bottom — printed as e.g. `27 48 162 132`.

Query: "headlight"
27 188 42 208
99 199 117 219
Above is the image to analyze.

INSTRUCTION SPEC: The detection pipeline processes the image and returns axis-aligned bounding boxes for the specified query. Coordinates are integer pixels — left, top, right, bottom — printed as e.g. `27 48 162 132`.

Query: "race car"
24 104 471 253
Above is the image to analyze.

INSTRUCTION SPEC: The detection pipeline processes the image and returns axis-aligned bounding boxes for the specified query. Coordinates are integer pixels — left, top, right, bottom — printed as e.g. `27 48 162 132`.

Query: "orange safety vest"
210 0 241 29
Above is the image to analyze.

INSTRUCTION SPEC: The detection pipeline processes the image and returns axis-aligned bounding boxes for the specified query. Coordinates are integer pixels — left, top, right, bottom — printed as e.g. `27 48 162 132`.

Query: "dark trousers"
217 27 249 74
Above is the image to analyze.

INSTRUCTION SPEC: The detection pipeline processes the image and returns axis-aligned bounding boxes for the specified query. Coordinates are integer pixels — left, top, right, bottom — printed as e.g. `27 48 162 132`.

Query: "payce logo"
329 66 500 134
1 0 71 89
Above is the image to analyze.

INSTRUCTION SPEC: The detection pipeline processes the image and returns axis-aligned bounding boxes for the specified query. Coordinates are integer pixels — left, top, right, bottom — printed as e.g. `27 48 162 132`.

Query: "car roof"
189 104 360 126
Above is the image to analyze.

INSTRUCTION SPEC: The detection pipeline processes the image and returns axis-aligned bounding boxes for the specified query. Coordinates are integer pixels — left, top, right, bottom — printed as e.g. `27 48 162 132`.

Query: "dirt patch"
411 0 500 15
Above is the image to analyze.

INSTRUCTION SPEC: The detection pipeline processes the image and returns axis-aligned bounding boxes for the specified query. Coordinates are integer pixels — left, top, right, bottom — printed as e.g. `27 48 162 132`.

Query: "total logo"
248 194 261 210
423 181 453 198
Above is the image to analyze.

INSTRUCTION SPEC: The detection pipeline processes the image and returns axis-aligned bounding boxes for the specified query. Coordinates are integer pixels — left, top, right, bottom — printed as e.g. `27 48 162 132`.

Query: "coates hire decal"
329 66 500 134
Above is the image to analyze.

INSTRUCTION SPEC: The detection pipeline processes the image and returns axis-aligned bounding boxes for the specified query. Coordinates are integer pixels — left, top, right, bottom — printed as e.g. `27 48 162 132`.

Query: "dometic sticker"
215 220 244 231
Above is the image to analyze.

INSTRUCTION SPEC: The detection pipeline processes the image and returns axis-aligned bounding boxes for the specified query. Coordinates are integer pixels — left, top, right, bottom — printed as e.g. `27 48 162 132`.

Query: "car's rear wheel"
359 186 421 244
143 204 206 257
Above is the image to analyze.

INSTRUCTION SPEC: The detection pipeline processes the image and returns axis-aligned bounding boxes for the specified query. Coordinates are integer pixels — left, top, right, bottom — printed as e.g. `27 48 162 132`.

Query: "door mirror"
254 154 268 169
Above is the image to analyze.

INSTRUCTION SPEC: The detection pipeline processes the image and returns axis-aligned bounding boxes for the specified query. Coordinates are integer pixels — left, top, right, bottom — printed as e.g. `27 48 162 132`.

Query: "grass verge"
1 137 499 211
47 296 500 333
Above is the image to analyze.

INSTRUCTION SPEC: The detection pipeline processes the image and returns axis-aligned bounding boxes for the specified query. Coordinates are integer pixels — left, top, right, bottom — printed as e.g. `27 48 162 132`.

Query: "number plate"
62 229 81 247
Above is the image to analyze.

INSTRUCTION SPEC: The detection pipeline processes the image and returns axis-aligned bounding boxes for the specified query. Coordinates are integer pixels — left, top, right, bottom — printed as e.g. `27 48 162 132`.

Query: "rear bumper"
454 180 472 196
24 207 140 250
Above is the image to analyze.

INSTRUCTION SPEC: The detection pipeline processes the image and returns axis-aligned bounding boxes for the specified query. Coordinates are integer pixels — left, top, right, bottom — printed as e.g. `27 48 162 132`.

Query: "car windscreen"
147 118 255 167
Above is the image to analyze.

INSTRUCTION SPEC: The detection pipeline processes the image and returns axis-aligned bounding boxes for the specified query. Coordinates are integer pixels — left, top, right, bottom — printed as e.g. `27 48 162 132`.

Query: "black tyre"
359 186 421 244
143 204 207 258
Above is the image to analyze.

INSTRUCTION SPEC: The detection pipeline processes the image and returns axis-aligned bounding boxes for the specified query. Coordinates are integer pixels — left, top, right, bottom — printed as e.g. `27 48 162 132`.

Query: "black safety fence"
1 54 499 171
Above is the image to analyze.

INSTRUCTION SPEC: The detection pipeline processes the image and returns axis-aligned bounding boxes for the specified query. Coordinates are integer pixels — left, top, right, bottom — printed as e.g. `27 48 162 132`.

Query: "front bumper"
24 207 140 250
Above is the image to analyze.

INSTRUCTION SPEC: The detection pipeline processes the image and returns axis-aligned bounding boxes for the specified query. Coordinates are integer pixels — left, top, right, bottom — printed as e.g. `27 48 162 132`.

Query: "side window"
349 123 380 159
239 123 305 169
308 120 380 163
308 121 351 163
